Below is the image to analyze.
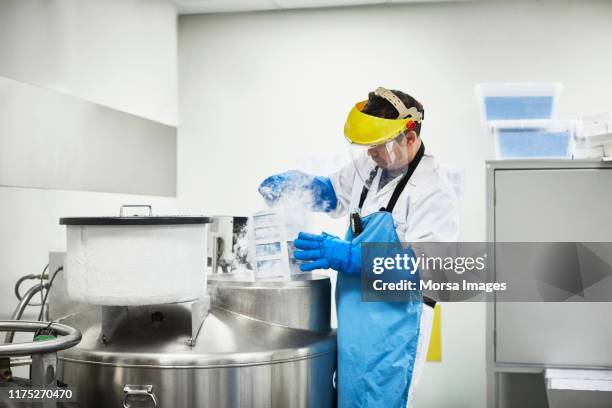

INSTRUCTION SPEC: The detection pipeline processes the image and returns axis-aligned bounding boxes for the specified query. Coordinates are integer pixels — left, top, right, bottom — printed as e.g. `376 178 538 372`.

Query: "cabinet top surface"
486 159 612 170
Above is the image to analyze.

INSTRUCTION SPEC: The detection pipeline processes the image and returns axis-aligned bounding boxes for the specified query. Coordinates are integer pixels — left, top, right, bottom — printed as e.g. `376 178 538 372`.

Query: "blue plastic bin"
491 120 575 159
476 82 563 121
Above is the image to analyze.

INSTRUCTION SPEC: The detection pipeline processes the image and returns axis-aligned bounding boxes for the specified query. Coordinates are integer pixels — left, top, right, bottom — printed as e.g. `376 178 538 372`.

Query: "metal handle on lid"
120 205 153 217
123 384 158 408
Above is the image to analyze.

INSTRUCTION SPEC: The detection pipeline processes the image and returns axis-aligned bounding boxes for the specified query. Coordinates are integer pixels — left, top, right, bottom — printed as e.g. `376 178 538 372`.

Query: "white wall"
0 0 179 376
0 0 178 125
178 1 612 406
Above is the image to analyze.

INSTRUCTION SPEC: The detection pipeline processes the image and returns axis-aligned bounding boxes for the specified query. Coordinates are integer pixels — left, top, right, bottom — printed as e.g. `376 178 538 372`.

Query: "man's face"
367 136 409 169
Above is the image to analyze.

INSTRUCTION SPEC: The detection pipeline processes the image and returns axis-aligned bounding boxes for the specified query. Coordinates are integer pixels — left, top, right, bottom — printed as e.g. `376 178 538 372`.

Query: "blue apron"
336 143 425 408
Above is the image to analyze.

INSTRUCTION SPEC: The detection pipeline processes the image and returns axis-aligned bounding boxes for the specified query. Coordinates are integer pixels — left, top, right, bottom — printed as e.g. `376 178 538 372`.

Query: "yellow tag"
426 304 442 362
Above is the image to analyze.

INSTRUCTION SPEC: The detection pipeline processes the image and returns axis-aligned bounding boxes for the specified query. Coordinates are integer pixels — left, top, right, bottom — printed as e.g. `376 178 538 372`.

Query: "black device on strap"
424 296 436 308
357 142 425 213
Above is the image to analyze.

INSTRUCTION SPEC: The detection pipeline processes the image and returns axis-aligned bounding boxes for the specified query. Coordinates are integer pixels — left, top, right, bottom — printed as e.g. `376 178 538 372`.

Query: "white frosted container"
578 112 612 138
61 212 210 306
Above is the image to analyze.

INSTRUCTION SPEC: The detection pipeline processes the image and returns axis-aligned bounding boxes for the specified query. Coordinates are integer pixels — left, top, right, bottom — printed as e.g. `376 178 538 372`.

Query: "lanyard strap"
357 142 425 213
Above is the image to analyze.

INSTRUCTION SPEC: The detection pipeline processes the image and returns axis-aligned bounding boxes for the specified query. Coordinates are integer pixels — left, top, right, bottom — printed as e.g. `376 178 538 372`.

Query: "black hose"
39 264 48 306
37 266 63 322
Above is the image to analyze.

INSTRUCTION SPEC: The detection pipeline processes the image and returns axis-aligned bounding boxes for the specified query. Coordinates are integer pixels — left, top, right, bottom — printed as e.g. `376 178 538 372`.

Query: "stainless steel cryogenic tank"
56 274 336 408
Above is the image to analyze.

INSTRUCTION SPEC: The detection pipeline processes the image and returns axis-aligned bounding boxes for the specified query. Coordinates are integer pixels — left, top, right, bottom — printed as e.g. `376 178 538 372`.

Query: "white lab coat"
328 152 460 408
329 153 460 243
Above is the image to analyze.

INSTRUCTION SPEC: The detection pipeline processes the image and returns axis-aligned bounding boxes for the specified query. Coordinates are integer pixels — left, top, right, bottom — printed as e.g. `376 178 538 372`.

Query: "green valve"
34 335 56 342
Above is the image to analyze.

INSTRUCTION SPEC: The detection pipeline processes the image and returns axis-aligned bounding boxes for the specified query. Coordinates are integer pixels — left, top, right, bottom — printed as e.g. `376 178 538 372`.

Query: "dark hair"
362 89 424 136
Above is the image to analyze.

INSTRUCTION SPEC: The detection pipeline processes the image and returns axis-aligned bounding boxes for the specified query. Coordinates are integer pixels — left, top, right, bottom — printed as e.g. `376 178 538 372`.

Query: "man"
258 87 459 407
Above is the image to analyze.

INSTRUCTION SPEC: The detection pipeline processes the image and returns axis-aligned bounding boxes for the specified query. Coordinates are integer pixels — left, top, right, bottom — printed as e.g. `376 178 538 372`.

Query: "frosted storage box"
578 112 612 138
60 210 210 306
574 113 612 159
476 82 563 121
250 208 307 280
490 120 576 159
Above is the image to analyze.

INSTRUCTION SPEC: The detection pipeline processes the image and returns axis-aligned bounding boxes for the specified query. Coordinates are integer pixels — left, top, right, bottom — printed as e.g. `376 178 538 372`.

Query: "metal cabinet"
486 160 612 408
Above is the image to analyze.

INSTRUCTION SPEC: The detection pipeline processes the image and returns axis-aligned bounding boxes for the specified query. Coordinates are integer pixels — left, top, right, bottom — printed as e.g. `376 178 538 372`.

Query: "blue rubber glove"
258 170 337 212
293 232 361 275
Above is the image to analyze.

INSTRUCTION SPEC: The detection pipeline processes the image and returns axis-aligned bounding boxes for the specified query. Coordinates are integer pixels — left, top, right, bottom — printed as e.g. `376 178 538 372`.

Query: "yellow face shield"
343 100 422 146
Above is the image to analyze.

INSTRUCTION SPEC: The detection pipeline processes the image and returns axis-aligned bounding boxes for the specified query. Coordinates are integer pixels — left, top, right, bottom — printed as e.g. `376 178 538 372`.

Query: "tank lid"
60 216 211 226
61 205 212 226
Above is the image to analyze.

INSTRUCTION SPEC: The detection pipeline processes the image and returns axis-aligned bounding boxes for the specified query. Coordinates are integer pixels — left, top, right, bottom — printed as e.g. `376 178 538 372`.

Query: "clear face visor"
348 133 411 190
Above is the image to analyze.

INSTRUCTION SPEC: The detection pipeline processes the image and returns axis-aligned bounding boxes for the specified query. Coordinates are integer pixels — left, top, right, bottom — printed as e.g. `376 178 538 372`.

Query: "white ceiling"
174 0 480 14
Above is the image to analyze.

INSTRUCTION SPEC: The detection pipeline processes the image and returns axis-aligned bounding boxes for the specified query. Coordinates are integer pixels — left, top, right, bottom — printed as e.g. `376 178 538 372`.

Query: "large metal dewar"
56 274 337 408
3 209 336 407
